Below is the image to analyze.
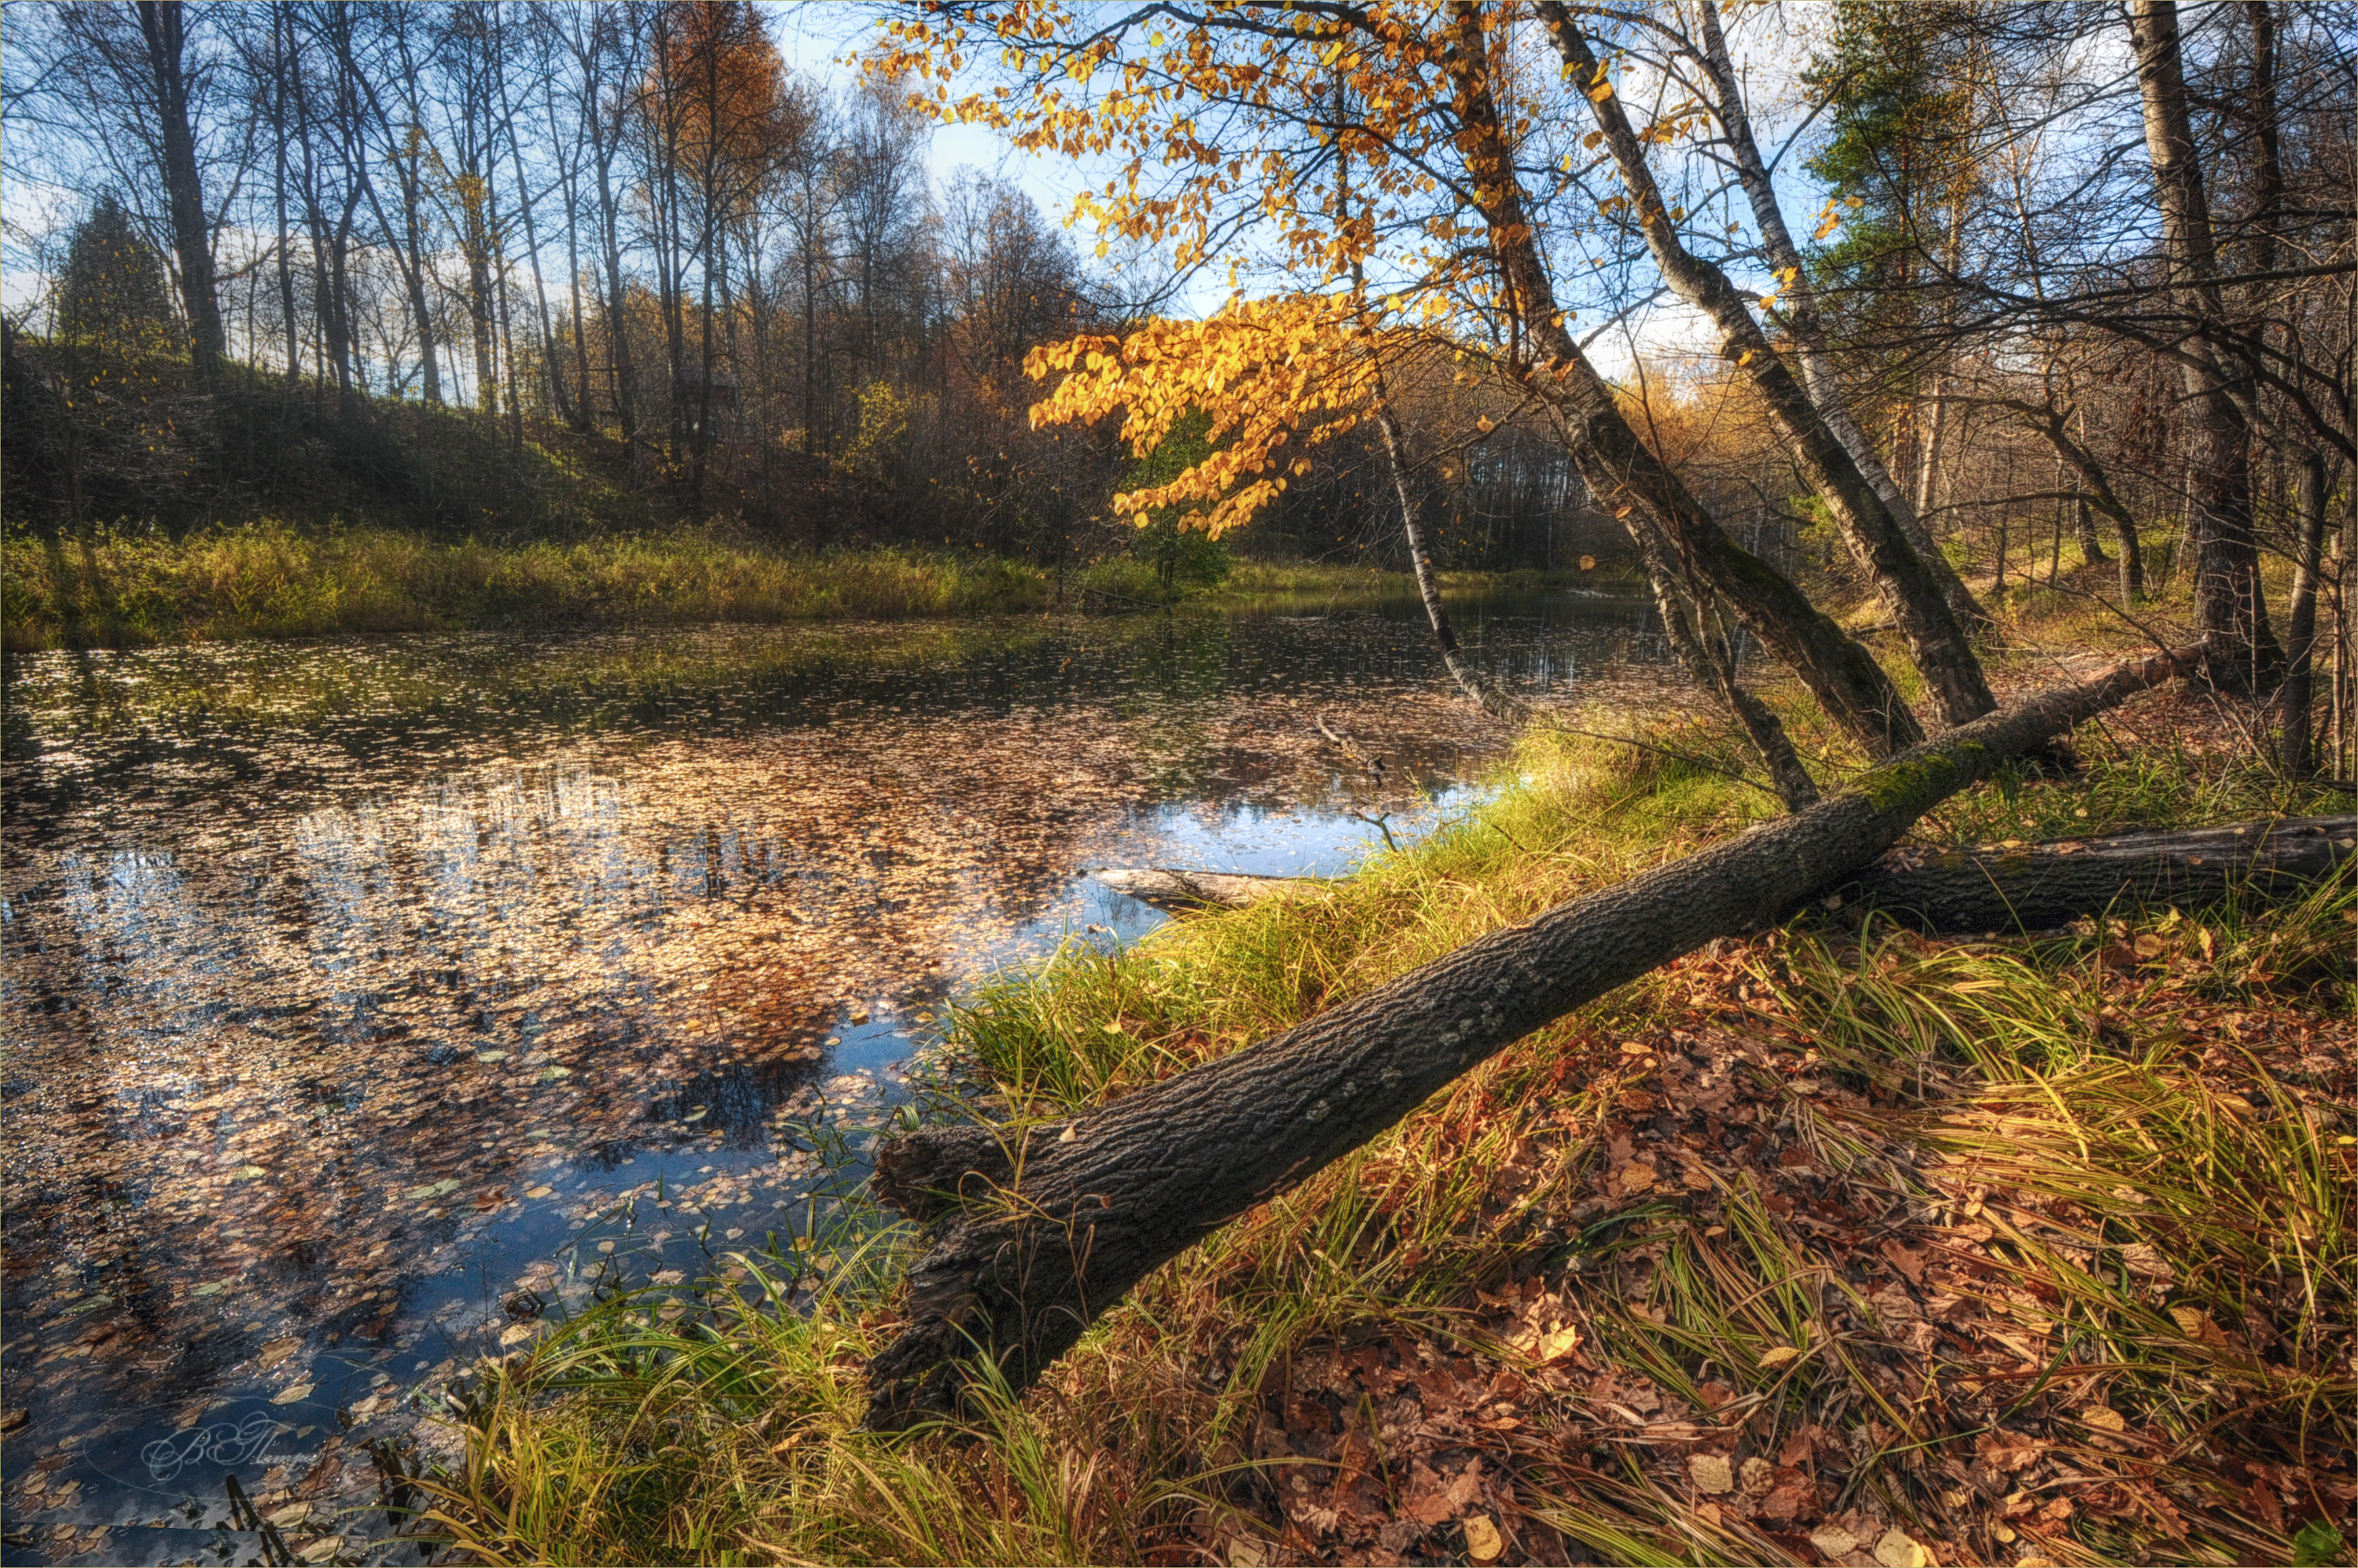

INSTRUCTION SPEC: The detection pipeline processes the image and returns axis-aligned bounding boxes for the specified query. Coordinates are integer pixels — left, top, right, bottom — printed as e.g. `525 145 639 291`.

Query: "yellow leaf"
1873 1529 1929 1568
1476 415 1496 434
1582 130 1603 149
1690 1454 1735 1494
1578 554 1596 571
1758 1344 1801 1366
1464 1515 1504 1562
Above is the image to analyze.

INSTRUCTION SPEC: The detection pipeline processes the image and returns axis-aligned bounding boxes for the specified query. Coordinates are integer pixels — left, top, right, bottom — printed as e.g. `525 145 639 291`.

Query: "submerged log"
864 645 2206 1428
1093 868 1323 913
1827 816 2355 934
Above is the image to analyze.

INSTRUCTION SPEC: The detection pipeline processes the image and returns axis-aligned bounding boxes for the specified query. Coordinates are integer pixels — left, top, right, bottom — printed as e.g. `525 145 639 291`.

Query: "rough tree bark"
1434 13 1922 755
2280 450 2332 775
137 1 226 380
1103 817 2354 931
2073 494 2109 569
2128 0 2282 691
1540 6 1995 731
1822 814 2352 932
863 644 2208 1427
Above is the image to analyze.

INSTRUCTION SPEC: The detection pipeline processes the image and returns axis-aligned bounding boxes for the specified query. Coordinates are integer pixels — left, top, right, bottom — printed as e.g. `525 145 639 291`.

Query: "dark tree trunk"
2073 494 2108 567
1103 817 2354 930
1823 815 2352 934
1435 17 1922 756
270 9 300 395
863 644 2209 1427
2186 402 2278 690
2130 0 2283 692
1541 5 1994 731
2280 451 2332 776
137 2 226 378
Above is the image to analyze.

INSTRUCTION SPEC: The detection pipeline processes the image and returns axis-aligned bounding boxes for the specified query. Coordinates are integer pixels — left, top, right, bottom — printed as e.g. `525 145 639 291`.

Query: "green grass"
422 663 2353 1566
1205 560 1617 606
0 523 1179 650
2 520 1628 652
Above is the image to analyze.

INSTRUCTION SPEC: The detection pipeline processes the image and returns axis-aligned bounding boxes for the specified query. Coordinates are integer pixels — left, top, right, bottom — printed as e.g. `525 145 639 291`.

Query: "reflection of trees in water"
0 597 1668 1487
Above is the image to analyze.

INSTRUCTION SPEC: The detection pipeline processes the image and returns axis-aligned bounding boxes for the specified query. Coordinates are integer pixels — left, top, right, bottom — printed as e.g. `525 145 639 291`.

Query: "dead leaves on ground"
1150 933 2353 1567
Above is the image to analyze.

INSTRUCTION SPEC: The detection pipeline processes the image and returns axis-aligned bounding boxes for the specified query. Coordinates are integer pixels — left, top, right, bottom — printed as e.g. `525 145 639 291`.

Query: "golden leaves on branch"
1026 296 1383 539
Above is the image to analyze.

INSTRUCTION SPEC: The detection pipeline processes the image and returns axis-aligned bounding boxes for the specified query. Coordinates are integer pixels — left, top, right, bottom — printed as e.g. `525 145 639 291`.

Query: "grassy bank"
1213 560 1618 601
1 523 1088 650
421 641 2352 1566
0 523 1611 652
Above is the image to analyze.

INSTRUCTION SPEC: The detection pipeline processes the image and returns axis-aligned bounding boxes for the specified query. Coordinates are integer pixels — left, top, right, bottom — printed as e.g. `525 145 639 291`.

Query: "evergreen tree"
1802 2 1978 345
57 195 182 354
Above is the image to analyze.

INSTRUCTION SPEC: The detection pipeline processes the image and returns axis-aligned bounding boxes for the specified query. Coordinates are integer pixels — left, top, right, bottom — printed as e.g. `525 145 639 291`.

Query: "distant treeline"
0 2 1625 575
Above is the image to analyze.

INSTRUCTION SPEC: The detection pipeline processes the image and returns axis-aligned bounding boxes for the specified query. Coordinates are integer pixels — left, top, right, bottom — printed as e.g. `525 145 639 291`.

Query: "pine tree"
57 195 183 354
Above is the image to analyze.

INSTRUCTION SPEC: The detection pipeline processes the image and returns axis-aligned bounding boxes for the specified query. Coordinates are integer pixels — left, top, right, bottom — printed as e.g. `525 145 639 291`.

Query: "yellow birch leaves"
1026 296 1380 538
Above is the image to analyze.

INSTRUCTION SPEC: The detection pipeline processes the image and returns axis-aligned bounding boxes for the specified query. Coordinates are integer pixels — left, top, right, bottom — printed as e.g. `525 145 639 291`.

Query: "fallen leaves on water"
0 619 1681 1516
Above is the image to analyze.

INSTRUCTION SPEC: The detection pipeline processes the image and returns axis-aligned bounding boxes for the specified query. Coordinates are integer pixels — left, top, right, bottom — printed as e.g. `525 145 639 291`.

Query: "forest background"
1 2 2347 751
0 0 1619 642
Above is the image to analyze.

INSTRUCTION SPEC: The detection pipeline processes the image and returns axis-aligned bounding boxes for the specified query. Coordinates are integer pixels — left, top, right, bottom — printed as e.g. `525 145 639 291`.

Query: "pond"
0 587 1675 1565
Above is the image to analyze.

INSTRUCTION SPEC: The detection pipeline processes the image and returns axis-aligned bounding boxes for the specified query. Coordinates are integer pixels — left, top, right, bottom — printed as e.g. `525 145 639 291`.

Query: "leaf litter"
1087 920 2353 1567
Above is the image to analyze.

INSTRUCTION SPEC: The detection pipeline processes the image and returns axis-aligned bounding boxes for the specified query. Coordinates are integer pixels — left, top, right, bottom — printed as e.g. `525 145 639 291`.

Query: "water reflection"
0 593 1667 1564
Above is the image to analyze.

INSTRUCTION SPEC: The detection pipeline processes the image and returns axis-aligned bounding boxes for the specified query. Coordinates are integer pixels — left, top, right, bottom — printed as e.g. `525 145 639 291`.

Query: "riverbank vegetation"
0 515 1596 652
423 630 2352 1566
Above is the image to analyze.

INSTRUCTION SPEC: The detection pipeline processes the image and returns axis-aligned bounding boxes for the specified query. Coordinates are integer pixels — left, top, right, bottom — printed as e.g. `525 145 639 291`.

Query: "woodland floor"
410 644 2356 1568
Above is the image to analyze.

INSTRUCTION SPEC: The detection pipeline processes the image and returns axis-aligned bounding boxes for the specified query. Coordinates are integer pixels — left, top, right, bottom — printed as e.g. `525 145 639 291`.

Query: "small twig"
1314 712 1377 769
1346 810 1400 853
1486 817 1535 855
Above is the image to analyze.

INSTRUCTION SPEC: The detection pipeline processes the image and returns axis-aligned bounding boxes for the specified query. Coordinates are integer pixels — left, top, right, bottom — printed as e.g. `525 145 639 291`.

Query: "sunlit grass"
0 521 1624 652
1 522 1085 649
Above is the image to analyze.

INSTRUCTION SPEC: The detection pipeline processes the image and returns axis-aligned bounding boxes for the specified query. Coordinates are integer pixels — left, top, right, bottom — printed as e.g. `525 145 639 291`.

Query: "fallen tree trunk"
1825 816 2355 934
1100 817 2356 930
1093 867 1325 912
865 645 2206 1427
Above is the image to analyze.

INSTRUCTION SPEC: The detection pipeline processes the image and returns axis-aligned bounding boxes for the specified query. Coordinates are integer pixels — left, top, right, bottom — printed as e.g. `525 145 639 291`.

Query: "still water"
2 589 1669 1565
